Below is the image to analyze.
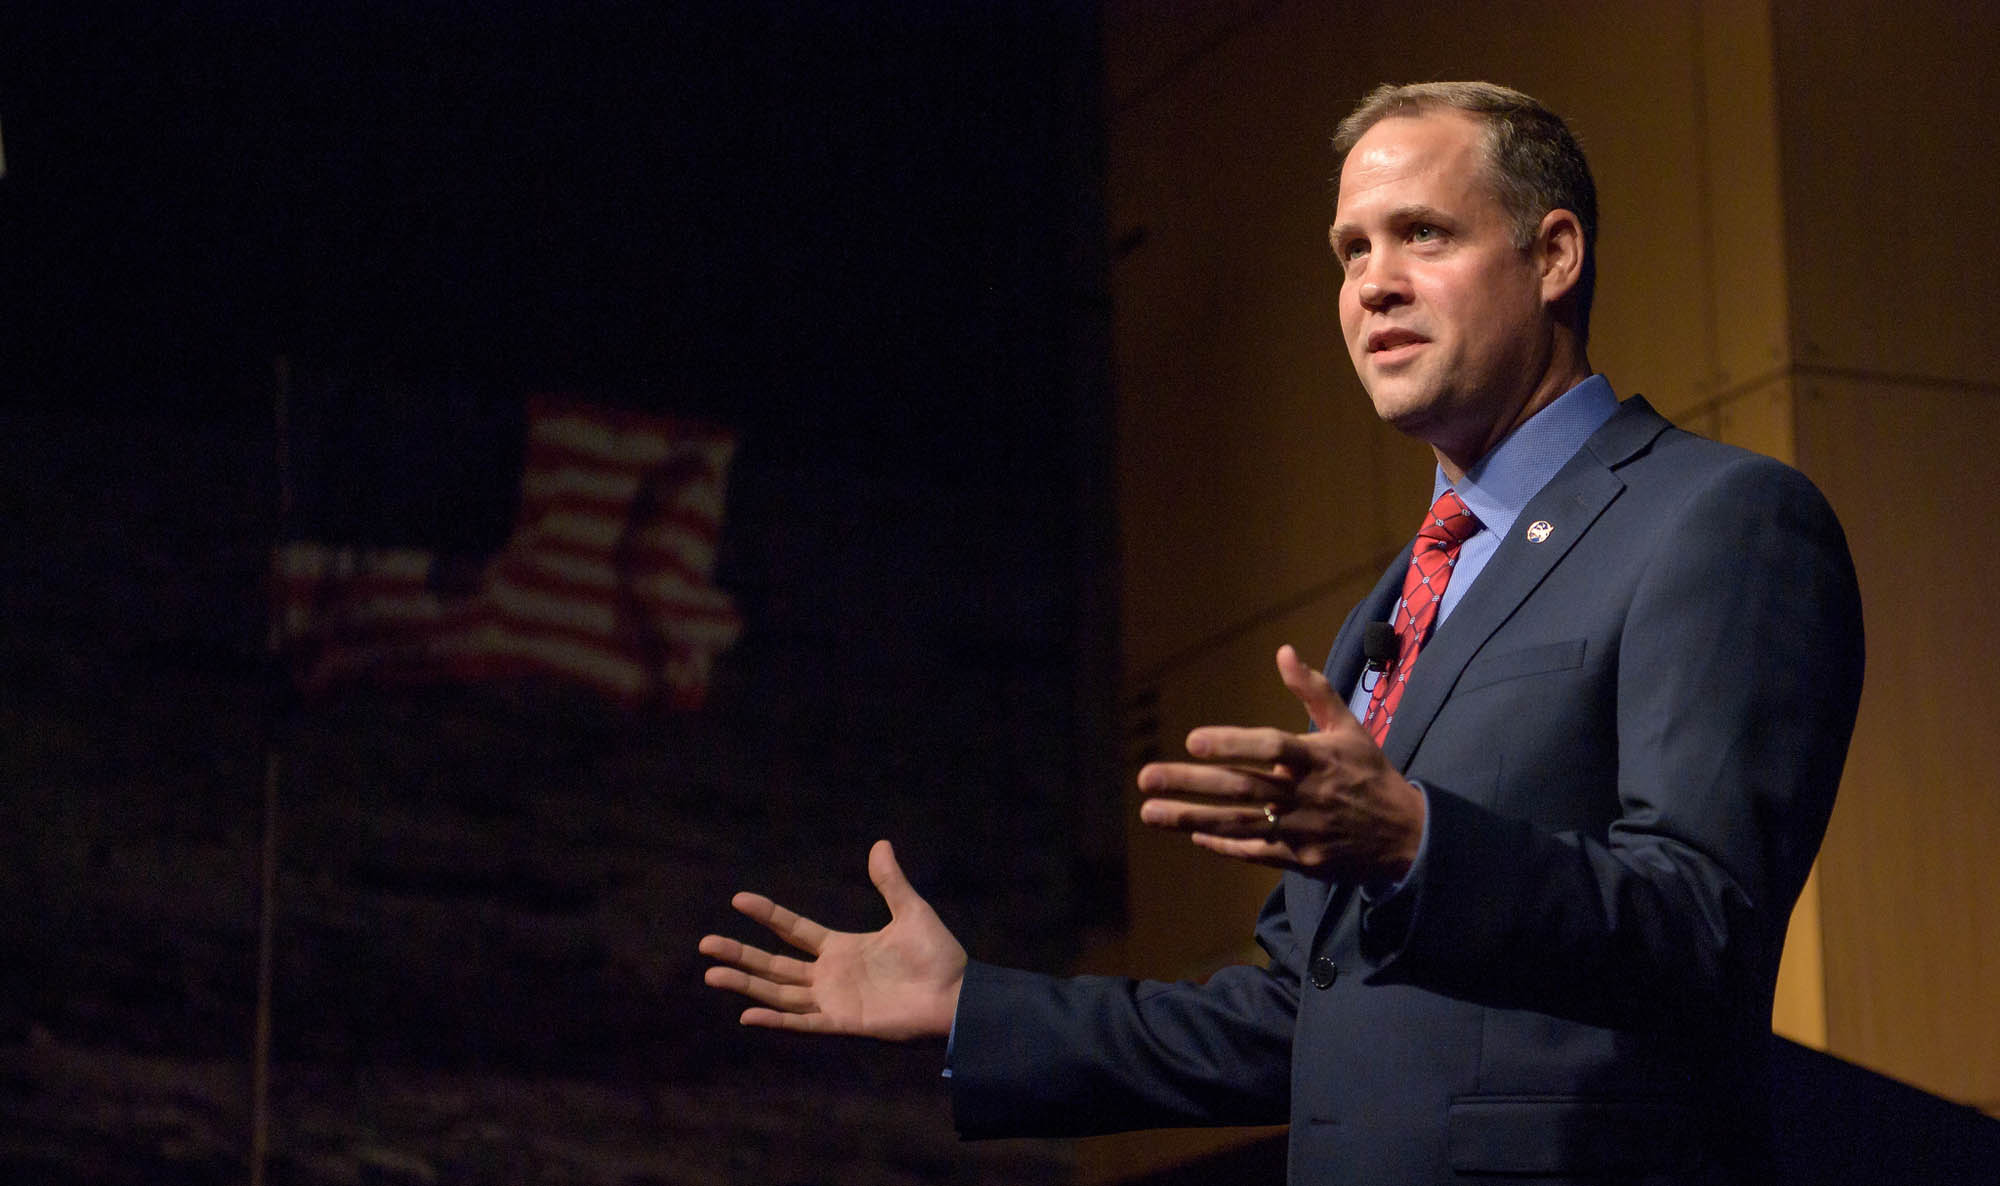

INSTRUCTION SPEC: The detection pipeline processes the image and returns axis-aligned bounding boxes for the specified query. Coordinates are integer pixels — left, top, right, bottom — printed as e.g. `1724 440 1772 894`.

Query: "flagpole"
249 354 293 1186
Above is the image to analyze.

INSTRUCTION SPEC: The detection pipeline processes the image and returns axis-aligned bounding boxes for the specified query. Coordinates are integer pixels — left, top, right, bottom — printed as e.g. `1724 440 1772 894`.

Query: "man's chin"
1363 385 1439 434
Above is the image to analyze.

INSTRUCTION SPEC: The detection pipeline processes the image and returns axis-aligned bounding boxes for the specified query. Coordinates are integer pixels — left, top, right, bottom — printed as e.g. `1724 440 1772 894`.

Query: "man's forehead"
1342 111 1485 177
1335 111 1491 215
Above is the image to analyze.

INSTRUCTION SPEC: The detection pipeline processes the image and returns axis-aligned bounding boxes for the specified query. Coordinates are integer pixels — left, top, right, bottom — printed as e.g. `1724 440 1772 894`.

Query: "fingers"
697 933 813 986
1180 725 1315 770
1190 830 1291 868
702 960 817 1010
701 933 832 1029
701 907 836 1031
737 1007 842 1033
1137 757 1292 803
1139 796 1279 837
729 891 832 956
1276 644 1344 733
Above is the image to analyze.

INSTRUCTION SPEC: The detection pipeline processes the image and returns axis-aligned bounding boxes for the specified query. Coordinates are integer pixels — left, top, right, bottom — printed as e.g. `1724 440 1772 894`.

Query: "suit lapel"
1379 397 1673 771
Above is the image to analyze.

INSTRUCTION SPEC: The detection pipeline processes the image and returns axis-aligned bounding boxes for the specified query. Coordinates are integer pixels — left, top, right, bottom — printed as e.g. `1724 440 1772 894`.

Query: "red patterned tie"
1364 489 1480 746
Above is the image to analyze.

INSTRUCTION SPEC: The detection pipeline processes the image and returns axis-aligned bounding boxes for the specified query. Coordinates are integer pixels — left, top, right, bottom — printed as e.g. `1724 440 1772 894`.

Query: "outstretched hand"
698 839 966 1041
1136 644 1426 881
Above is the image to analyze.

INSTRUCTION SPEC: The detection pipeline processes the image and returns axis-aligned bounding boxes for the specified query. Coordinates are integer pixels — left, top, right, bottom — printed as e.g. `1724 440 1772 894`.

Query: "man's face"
1331 111 1551 462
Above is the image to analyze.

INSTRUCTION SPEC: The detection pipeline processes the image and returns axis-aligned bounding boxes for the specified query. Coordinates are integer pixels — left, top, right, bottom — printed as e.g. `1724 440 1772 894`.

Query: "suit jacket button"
1309 955 1338 989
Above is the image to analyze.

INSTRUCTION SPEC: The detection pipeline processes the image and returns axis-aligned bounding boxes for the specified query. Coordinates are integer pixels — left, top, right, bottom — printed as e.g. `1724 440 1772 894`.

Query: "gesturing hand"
1136 644 1427 881
698 839 966 1041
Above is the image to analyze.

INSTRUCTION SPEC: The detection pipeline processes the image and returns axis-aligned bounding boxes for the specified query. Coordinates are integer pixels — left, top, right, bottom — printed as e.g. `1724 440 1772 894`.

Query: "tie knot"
1419 489 1480 546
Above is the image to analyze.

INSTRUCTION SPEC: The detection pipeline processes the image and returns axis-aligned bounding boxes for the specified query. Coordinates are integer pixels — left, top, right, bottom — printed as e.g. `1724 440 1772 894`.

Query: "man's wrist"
1365 778 1430 899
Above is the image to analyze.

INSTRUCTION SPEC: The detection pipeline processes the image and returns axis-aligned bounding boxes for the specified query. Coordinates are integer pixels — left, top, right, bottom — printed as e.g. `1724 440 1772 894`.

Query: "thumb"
1277 644 1344 732
868 839 923 918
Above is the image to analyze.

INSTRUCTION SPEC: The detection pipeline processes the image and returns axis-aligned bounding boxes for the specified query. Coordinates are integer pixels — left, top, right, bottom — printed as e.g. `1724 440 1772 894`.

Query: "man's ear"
1535 208 1585 306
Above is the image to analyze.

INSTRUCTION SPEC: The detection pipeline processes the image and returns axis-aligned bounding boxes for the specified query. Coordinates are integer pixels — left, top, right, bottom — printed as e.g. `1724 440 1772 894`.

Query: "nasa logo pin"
1525 520 1554 543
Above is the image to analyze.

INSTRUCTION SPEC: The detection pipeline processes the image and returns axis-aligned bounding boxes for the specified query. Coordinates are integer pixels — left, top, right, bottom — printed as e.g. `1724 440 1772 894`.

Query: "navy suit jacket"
949 397 1866 1184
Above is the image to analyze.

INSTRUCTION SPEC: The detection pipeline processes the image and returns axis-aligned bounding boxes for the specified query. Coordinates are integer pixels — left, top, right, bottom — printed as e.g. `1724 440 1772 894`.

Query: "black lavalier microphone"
1362 621 1399 672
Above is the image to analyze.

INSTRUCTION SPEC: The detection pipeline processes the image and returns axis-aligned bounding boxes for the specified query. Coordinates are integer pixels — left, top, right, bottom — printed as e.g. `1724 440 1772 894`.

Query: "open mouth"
1367 329 1427 359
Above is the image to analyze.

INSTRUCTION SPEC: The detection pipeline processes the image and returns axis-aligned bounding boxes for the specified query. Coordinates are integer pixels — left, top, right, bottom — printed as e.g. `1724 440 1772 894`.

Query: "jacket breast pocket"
1454 639 1588 696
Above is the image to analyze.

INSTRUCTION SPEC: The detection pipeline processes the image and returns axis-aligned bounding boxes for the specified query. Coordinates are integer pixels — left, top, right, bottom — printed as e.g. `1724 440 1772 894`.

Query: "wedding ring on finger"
1263 802 1283 842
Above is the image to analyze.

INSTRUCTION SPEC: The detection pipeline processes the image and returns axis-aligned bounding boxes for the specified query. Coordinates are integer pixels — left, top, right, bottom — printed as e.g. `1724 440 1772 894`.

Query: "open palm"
698 840 966 1041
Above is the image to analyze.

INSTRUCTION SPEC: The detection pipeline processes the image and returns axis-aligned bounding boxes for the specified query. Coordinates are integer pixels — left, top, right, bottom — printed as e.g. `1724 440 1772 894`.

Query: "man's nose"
1355 257 1409 311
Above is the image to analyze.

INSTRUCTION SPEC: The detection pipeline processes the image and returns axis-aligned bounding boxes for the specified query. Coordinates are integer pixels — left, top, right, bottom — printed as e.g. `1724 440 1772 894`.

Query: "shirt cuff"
942 994 960 1078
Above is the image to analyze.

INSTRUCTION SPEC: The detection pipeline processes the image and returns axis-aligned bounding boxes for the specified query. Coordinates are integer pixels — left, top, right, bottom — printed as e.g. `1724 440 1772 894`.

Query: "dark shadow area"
1769 1036 2000 1184
0 2 1112 1182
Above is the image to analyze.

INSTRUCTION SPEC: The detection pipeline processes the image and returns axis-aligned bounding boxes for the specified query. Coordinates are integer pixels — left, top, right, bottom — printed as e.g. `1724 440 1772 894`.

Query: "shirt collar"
1432 374 1620 539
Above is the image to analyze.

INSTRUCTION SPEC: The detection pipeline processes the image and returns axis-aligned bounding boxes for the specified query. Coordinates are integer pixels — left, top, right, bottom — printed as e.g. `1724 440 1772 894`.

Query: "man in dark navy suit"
700 82 1864 1184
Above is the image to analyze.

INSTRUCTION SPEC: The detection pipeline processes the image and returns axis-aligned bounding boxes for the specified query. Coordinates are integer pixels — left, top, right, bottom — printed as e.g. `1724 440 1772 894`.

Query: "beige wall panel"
1772 865 1829 1048
1774 0 2000 386
1521 10 1714 420
1109 5 1422 680
1697 0 1792 394
1796 377 2000 1111
1711 374 1796 461
1678 401 1723 442
1102 0 1281 111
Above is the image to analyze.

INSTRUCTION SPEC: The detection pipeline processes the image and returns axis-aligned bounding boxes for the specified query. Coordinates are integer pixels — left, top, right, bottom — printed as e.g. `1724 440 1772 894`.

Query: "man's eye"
1340 240 1368 263
1410 225 1438 242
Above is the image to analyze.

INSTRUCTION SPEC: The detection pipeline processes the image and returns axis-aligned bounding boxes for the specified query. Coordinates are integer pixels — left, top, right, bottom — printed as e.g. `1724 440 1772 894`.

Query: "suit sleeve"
1356 456 1864 1033
949 878 1302 1137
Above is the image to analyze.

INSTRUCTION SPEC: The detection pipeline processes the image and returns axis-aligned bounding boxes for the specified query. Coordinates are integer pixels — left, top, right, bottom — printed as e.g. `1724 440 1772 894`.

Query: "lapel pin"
1525 520 1554 543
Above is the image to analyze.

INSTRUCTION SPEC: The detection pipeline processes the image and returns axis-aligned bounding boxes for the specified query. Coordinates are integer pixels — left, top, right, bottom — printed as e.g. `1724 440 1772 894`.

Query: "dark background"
0 2 1114 1182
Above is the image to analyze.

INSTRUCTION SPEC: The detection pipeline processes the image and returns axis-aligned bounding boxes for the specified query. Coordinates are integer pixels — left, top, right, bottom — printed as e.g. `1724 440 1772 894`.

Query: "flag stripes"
272 397 741 709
